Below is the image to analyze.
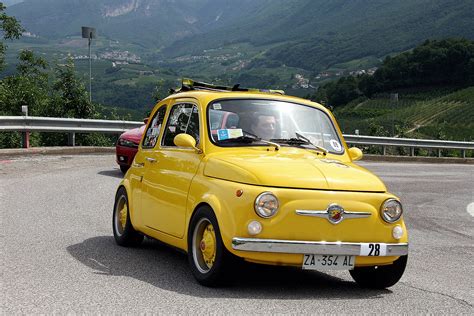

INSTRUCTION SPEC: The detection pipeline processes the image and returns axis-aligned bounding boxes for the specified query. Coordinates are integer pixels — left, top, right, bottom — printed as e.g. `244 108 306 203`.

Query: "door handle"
133 162 144 168
146 157 157 163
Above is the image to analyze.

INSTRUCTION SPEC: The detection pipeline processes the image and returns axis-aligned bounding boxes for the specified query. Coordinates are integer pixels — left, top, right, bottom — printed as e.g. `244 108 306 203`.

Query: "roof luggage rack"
169 78 285 95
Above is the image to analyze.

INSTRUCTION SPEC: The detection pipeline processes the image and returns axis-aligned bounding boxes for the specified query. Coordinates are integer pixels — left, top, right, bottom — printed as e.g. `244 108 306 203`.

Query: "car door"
141 101 202 238
132 104 167 226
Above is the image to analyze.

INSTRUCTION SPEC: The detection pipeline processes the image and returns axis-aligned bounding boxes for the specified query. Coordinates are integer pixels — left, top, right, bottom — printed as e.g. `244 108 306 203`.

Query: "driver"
250 112 277 140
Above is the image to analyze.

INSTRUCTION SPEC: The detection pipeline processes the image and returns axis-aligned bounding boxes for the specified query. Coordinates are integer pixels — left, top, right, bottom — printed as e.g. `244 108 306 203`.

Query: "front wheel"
112 187 143 247
188 206 231 287
349 255 408 289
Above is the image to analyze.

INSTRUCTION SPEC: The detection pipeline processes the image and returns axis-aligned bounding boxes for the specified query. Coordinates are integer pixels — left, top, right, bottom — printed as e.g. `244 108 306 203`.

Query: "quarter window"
162 103 200 147
142 106 167 148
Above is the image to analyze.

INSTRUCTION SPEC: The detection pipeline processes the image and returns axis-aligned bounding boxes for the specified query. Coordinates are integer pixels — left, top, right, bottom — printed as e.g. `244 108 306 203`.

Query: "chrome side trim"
296 209 372 219
296 210 327 217
232 237 408 256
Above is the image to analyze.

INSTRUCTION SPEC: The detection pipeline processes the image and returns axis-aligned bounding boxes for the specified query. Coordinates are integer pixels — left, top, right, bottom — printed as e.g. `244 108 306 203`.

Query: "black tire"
120 165 129 174
188 205 232 287
112 187 144 247
349 255 408 289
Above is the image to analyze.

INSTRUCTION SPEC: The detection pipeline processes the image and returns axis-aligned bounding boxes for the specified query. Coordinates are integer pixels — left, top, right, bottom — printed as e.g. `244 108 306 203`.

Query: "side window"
162 103 200 147
142 106 167 148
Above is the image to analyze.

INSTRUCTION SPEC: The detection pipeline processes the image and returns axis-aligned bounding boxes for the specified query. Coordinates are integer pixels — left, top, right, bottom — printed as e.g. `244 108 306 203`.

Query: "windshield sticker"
330 139 342 151
217 129 243 141
213 103 222 110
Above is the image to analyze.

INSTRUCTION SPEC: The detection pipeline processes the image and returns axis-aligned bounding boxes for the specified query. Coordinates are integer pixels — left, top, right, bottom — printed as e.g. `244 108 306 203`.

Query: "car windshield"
208 99 344 154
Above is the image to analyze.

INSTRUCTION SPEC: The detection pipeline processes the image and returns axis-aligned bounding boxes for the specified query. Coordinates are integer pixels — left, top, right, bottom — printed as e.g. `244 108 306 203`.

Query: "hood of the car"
120 125 146 143
203 149 386 192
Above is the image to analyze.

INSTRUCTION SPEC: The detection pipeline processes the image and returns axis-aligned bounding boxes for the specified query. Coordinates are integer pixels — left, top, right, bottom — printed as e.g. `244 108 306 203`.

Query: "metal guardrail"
1 116 473 157
344 134 474 158
0 116 143 147
344 134 474 149
0 116 143 133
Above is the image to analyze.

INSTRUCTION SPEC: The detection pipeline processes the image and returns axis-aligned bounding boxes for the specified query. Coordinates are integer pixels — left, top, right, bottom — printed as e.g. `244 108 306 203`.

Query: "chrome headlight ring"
380 198 403 223
254 192 279 218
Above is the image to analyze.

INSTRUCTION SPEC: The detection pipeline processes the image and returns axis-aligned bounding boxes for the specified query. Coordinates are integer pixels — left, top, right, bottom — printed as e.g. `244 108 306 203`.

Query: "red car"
116 124 146 174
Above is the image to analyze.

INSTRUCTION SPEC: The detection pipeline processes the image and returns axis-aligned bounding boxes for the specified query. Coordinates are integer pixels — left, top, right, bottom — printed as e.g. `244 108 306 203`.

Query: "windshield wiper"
217 130 280 151
276 132 328 155
271 137 328 155
270 138 308 145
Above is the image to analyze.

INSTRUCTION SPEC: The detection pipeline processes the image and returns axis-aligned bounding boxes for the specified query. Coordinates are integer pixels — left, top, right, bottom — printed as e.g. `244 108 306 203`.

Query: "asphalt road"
1 154 473 314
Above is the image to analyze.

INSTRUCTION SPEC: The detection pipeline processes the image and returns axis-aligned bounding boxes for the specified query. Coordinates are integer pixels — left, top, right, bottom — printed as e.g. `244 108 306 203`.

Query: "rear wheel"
113 187 143 247
188 206 231 286
349 255 407 289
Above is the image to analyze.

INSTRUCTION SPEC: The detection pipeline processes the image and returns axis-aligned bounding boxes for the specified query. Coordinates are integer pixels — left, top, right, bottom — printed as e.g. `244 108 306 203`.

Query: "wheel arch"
186 195 226 251
115 179 137 227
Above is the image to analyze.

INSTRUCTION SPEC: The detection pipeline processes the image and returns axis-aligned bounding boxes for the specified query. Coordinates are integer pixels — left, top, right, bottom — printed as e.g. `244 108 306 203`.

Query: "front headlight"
254 192 279 218
380 198 403 223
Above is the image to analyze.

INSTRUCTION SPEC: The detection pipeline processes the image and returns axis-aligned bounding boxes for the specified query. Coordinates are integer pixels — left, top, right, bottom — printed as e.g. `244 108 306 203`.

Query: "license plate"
302 254 354 271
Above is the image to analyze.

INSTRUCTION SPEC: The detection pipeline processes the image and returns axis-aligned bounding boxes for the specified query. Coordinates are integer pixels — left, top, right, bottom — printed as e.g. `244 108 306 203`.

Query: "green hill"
335 86 474 141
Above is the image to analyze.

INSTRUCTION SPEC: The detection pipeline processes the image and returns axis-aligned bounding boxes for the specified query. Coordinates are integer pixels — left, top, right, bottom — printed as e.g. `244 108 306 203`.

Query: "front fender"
186 175 257 254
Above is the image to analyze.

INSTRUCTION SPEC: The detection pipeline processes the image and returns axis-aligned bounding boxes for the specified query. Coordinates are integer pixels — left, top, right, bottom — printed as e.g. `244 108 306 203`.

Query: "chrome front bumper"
232 237 408 256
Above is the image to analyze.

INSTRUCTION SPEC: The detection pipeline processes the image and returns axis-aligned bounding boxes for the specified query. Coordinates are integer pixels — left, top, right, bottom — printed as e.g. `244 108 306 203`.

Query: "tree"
0 49 49 116
0 2 24 71
40 58 113 147
328 76 360 107
48 57 94 118
358 74 378 97
152 78 166 102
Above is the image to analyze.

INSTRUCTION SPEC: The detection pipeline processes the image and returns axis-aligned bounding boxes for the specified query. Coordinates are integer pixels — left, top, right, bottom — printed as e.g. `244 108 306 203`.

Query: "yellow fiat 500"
113 79 408 288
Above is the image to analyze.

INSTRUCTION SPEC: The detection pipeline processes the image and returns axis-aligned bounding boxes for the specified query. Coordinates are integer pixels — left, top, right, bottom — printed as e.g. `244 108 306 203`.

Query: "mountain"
6 0 262 48
7 0 474 73
163 0 474 71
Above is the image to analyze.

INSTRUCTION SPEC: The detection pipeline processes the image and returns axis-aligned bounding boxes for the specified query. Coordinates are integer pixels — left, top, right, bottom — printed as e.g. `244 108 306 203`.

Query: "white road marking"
468 202 474 217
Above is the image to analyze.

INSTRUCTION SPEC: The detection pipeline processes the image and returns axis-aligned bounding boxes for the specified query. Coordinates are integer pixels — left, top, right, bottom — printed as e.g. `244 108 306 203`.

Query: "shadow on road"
67 236 390 299
98 169 123 179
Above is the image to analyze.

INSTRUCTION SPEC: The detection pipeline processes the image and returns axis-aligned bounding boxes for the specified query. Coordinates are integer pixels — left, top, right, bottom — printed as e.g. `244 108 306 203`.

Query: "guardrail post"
21 131 30 148
461 150 466 159
410 147 415 156
438 149 442 157
20 106 30 148
68 133 76 146
382 145 386 155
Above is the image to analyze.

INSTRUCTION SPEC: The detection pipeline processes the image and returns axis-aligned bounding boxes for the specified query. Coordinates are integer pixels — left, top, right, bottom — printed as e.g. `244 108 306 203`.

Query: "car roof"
161 90 329 113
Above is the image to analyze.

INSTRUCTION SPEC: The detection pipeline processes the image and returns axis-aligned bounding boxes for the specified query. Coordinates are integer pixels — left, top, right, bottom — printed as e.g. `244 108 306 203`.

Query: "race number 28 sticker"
360 243 387 256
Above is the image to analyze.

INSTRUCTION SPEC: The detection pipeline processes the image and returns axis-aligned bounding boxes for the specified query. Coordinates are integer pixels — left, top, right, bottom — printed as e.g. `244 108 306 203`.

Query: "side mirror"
174 133 202 153
143 117 149 124
348 147 363 161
